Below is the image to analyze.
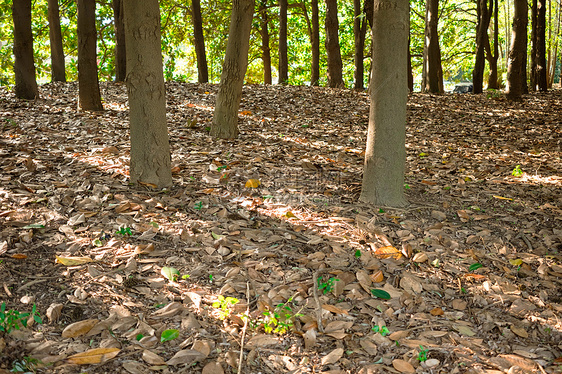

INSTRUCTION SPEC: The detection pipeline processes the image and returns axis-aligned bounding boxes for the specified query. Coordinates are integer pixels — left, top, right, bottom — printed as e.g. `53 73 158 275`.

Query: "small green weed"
318 277 339 295
194 201 203 210
212 295 239 320
0 303 42 334
115 227 132 236
512 165 523 177
417 345 429 362
254 297 303 335
11 356 41 373
371 325 390 336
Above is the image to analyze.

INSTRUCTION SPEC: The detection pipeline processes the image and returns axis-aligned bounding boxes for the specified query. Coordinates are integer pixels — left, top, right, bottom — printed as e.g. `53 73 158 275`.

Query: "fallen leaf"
245 179 261 188
55 255 93 266
392 359 415 373
66 347 120 365
246 334 279 348
61 319 99 338
321 347 344 366
142 349 166 365
166 349 206 365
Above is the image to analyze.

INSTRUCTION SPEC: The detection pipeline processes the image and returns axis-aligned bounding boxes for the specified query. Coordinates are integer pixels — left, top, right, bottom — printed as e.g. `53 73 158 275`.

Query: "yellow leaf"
373 246 402 260
493 195 513 201
509 258 523 266
66 347 120 365
245 179 261 188
240 110 252 116
62 319 99 338
55 255 93 266
284 211 296 218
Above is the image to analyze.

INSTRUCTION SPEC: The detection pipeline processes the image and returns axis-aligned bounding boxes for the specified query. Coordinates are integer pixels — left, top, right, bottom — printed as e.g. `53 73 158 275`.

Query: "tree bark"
278 0 288 84
12 0 38 100
192 0 209 83
47 0 66 82
123 0 172 188
486 0 499 89
531 0 538 90
310 0 320 86
506 0 528 100
77 0 103 111
353 0 367 90
112 0 126 82
473 0 492 94
536 0 548 90
211 0 255 139
422 0 443 93
325 0 344 88
259 0 272 84
408 35 414 92
360 0 409 207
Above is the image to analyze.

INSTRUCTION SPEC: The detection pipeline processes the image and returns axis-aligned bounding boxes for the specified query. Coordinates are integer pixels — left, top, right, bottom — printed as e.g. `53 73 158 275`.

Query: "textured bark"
473 0 492 94
211 0 255 139
532 0 547 91
408 36 414 92
192 0 209 83
486 0 499 89
123 0 172 188
353 0 367 90
47 0 66 82
325 0 344 88
278 0 288 84
259 0 272 84
531 0 537 90
12 0 38 100
310 0 320 86
422 0 443 93
360 0 409 207
77 0 103 111
506 0 528 100
112 0 126 82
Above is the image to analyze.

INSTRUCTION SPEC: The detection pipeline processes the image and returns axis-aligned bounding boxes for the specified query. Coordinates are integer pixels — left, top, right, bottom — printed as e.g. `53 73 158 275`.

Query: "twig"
517 232 533 251
238 282 250 374
312 270 325 333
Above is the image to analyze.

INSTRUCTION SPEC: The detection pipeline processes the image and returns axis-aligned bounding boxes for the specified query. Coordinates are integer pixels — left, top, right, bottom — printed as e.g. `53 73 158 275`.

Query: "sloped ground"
0 82 561 374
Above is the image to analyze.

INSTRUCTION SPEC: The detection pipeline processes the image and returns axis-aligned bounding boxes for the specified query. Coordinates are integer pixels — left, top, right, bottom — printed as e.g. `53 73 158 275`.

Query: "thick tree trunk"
47 0 66 82
259 0 272 84
211 0 255 139
473 0 492 94
112 0 126 82
279 0 288 84
12 0 38 100
506 0 528 100
422 0 443 93
192 0 209 83
77 0 103 111
486 0 499 89
310 0 320 86
123 0 172 188
325 0 344 88
353 0 367 90
360 0 409 207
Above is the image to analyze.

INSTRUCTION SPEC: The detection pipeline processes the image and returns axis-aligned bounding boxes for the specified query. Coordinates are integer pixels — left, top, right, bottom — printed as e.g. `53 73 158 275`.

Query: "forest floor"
0 82 561 374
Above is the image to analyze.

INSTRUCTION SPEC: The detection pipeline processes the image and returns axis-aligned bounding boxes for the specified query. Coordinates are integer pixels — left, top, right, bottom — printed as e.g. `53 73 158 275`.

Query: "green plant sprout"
372 325 390 336
0 303 42 334
194 201 203 210
512 165 523 177
354 250 361 258
254 297 304 335
115 227 132 236
318 277 339 295
11 356 41 373
212 295 239 320
417 345 428 362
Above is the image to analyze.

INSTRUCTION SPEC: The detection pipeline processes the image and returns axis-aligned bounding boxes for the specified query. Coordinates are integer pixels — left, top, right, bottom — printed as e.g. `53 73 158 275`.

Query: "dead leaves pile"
0 83 561 373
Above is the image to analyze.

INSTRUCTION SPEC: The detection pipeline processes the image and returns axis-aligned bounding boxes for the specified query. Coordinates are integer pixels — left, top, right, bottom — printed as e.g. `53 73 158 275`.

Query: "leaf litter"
0 82 561 373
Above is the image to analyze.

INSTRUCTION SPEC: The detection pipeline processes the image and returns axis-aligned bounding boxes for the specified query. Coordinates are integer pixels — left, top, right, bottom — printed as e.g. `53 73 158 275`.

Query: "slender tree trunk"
123 0 172 188
408 35 414 91
548 0 560 87
353 0 366 90
310 0 320 86
531 0 538 90
506 0 528 100
486 0 499 89
360 0 409 207
536 0 548 90
191 0 209 83
278 0 288 84
48 0 66 82
422 0 443 93
77 0 103 111
259 1 272 84
473 0 492 93
211 0 255 139
112 0 126 82
12 0 38 99
325 0 344 88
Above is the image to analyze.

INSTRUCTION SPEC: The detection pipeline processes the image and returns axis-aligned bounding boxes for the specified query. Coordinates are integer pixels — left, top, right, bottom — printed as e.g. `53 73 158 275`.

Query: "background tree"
259 0 272 84
12 0 38 99
422 0 443 93
192 0 209 83
485 0 499 89
123 0 172 188
530 0 547 91
278 0 288 84
360 0 409 207
506 0 528 100
353 0 367 90
473 0 492 94
211 0 255 139
310 0 320 86
47 0 65 82
77 0 103 110
325 0 344 87
112 0 126 82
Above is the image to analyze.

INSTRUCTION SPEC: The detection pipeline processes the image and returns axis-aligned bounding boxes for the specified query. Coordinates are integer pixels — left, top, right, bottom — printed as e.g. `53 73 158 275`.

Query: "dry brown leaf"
46 303 64 324
510 325 529 338
429 307 444 316
322 304 349 315
246 334 279 348
61 319 99 338
388 330 410 341
192 340 213 357
304 329 317 350
55 255 93 266
66 347 120 365
452 299 467 310
373 245 402 259
321 347 344 366
202 361 224 374
142 349 166 365
370 270 384 283
392 359 415 373
360 339 378 355
166 349 206 366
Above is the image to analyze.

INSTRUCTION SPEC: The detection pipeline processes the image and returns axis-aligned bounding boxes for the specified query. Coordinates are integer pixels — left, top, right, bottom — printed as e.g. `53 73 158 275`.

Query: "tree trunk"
211 0 255 139
12 0 38 100
473 0 492 94
112 0 126 82
486 0 499 89
77 0 103 111
536 0 548 90
360 0 409 207
123 0 172 188
310 0 320 86
278 0 288 84
325 0 344 88
506 0 528 100
531 0 538 90
408 35 414 92
192 0 209 83
353 0 367 90
47 0 66 82
422 0 443 93
259 0 272 84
